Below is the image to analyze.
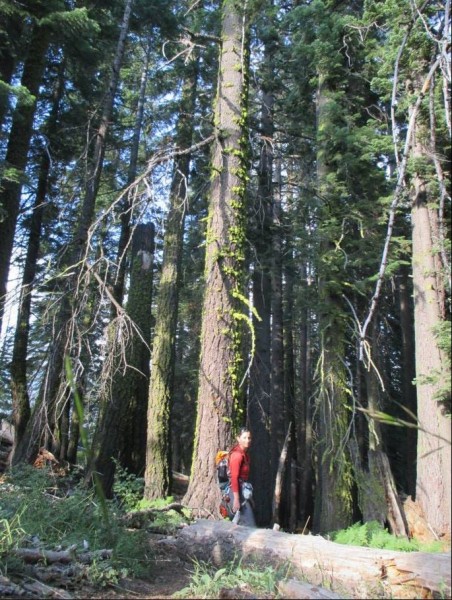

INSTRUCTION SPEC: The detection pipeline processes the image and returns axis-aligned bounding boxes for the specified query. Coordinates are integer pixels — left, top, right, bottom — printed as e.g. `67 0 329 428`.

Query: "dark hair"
237 426 250 436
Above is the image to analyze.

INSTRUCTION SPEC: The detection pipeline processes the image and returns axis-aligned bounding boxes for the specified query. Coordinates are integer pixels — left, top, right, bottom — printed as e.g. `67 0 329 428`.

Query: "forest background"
0 0 450 541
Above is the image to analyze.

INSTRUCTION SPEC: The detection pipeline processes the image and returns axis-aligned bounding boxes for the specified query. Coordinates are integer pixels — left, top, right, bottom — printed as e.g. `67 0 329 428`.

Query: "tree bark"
118 223 155 476
411 117 451 537
270 158 285 485
183 0 250 517
87 223 154 495
145 59 198 500
395 265 417 498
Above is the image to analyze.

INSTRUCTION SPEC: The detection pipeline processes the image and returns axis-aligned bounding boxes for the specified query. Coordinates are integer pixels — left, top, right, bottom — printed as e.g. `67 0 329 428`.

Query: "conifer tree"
183 0 251 516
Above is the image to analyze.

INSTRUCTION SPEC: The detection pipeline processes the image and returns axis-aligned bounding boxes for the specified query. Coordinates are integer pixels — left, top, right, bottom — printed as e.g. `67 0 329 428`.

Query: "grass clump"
174 557 284 599
332 521 444 553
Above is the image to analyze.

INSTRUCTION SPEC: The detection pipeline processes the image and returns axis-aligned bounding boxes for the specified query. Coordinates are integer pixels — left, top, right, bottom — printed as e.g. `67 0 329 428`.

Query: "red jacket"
229 445 250 493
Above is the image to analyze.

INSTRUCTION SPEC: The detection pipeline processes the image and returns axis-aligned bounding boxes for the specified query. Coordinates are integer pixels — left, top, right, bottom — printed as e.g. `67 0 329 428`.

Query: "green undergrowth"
331 520 444 553
0 464 189 586
174 557 287 599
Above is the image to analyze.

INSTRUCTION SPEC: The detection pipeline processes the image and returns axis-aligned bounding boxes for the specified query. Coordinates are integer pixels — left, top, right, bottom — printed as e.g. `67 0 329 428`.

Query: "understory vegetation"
0 465 185 588
0 466 447 598
174 559 286 599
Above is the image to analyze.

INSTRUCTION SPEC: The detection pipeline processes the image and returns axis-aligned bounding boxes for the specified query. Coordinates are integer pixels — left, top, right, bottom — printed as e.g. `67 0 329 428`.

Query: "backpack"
215 450 230 489
215 450 233 519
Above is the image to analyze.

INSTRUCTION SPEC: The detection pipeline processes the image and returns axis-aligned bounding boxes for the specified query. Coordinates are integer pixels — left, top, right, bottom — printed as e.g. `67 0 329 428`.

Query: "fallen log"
14 545 112 565
167 519 451 599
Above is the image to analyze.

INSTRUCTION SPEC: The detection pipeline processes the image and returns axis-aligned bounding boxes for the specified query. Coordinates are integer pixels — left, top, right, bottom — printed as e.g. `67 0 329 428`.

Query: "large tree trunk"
411 120 451 537
144 59 198 501
0 22 50 336
183 0 250 517
297 263 315 528
87 223 154 495
169 520 451 599
118 223 155 476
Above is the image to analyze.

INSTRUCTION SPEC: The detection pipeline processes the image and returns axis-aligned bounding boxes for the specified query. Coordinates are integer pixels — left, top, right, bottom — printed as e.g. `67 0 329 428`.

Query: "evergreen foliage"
0 0 450 541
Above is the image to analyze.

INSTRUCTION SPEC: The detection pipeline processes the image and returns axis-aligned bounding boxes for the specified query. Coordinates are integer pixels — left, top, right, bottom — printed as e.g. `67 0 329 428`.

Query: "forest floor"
73 536 194 599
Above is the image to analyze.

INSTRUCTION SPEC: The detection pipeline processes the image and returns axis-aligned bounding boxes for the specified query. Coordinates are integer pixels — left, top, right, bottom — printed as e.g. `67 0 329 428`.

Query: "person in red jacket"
228 427 256 527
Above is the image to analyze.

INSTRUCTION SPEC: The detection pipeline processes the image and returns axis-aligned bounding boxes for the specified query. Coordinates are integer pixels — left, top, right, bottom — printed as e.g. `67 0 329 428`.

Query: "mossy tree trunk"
183 0 250 517
87 223 154 496
118 223 155 476
144 59 198 500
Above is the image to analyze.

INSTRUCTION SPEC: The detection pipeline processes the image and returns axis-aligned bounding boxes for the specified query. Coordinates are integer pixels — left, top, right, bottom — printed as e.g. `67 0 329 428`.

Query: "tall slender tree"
144 57 199 500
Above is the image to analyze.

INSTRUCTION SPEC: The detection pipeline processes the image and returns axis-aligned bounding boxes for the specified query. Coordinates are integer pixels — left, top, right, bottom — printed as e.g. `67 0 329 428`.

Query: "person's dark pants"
227 486 256 527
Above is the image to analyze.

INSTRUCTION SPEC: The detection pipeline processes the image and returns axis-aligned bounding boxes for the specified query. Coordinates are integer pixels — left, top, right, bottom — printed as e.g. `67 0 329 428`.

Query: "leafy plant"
112 461 145 512
174 557 284 599
332 521 444 553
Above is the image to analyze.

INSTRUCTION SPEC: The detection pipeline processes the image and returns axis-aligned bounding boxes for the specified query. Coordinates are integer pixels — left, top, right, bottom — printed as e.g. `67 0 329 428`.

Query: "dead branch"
360 55 442 357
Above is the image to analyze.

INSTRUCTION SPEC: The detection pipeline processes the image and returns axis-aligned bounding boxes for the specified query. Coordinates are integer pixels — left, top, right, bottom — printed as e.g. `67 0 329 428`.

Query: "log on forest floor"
163 519 451 599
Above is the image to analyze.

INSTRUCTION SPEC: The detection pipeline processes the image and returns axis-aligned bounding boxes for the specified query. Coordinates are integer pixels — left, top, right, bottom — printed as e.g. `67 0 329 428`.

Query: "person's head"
236 427 252 451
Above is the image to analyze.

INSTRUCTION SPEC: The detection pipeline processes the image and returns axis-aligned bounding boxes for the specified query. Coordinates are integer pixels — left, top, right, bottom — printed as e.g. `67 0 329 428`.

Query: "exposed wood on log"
0 421 13 474
278 579 342 599
169 519 451 599
403 496 440 542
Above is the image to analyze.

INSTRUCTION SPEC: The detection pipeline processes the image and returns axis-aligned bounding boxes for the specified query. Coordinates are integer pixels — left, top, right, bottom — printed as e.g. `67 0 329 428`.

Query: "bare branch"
360 56 442 355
